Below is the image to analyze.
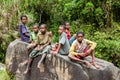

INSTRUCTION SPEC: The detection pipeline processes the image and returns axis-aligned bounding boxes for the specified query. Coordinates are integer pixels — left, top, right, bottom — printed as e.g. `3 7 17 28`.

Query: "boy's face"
77 34 84 42
21 17 27 24
33 26 38 33
58 26 64 34
65 23 70 29
40 27 46 34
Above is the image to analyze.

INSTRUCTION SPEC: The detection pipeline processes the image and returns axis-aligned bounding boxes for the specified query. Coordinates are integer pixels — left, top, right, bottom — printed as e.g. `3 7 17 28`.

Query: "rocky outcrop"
6 39 57 80
6 39 120 80
54 55 120 80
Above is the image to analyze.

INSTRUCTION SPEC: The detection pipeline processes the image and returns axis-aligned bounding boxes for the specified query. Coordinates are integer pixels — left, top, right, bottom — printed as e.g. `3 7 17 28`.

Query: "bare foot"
37 62 41 69
19 60 28 67
84 61 91 68
91 63 100 69
23 68 29 74
22 60 28 65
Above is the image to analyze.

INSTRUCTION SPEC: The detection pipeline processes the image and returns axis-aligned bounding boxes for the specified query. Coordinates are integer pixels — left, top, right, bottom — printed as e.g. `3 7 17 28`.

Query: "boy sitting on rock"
52 25 70 55
68 32 99 68
24 24 52 74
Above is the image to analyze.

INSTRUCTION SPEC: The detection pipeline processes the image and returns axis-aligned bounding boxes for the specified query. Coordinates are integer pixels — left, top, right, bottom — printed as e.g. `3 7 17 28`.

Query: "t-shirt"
69 39 97 56
30 31 41 43
19 24 30 42
65 29 71 40
59 32 70 55
37 32 52 45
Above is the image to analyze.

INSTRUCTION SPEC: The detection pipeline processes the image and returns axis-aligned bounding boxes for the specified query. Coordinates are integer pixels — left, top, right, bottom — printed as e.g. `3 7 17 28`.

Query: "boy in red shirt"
65 22 71 40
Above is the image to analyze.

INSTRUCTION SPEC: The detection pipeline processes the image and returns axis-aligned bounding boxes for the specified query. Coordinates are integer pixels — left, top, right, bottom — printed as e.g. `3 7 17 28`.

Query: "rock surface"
6 40 120 80
0 63 5 71
0 63 10 80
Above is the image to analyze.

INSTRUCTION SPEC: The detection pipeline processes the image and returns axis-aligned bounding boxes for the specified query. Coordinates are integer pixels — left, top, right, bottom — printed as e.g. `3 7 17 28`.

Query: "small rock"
0 63 5 71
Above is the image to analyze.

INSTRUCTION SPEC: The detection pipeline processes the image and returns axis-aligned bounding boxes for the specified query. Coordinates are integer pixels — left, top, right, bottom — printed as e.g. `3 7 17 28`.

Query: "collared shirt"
30 31 41 43
59 32 70 54
69 39 97 56
65 29 71 40
37 32 52 45
19 24 30 42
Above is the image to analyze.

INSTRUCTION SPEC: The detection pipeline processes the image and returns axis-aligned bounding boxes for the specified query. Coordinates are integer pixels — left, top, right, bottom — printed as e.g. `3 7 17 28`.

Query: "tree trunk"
102 0 112 27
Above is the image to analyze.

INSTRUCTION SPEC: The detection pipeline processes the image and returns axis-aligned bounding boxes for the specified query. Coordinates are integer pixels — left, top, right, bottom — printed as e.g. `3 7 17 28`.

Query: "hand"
37 46 43 51
51 51 58 55
33 43 36 46
78 53 85 57
55 43 59 48
25 33 30 38
52 47 57 51
48 31 52 37
85 49 92 54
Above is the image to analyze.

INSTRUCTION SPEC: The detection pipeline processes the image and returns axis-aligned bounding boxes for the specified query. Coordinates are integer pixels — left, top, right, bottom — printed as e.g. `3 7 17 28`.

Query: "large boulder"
6 40 120 80
6 39 57 80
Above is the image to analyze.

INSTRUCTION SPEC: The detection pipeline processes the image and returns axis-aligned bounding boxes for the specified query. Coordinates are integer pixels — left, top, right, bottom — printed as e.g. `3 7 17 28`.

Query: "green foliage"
112 0 120 22
94 7 104 27
93 31 120 67
0 31 18 63
0 70 10 80
82 2 94 14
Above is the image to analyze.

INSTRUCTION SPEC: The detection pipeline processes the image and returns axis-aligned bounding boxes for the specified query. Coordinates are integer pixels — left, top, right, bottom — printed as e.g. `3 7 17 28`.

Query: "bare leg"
21 46 32 67
24 58 33 74
20 60 28 66
91 50 99 69
37 53 47 68
68 54 91 68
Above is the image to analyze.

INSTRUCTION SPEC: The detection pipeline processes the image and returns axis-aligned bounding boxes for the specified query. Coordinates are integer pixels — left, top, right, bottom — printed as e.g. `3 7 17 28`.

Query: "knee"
91 50 95 54
68 54 73 59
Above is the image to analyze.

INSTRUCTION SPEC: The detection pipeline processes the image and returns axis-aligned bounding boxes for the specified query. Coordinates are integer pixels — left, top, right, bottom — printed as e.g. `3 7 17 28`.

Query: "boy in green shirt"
27 24 41 49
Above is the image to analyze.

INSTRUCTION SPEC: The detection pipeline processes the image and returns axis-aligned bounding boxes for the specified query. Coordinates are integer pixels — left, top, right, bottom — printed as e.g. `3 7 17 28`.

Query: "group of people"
19 15 99 74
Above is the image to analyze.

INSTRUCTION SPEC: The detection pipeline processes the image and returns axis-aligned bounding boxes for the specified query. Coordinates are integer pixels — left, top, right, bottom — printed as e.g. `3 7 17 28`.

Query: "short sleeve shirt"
69 39 97 56
59 32 70 54
19 24 30 42
37 32 52 45
30 31 41 43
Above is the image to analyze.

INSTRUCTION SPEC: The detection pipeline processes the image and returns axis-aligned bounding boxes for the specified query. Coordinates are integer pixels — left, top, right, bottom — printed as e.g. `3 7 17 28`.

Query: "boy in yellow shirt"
68 32 99 68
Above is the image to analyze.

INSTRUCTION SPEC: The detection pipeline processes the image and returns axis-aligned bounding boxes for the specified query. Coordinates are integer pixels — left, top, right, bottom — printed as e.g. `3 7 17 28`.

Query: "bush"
93 30 120 67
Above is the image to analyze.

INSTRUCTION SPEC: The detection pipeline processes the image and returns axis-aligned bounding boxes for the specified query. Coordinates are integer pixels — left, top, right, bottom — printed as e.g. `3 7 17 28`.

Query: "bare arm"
52 43 61 55
86 39 97 50
55 43 61 53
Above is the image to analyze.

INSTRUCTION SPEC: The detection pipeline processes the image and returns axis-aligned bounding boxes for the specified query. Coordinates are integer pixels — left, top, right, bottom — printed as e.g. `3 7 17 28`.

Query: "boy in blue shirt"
19 15 30 43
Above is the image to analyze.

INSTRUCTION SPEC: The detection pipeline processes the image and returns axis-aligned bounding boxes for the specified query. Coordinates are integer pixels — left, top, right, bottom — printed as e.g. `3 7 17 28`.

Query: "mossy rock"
0 63 10 80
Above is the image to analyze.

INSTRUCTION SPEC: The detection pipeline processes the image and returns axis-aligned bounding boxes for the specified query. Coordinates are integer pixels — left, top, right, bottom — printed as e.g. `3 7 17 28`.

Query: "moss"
0 70 10 80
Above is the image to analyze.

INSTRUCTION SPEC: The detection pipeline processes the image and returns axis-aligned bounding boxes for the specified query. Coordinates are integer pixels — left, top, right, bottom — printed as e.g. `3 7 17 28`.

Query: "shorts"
75 46 90 59
29 45 51 58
